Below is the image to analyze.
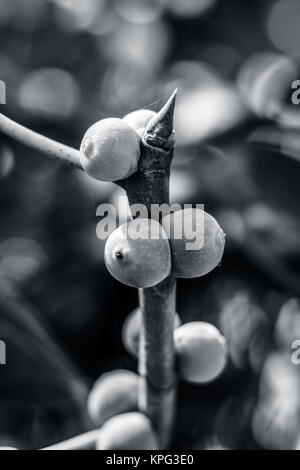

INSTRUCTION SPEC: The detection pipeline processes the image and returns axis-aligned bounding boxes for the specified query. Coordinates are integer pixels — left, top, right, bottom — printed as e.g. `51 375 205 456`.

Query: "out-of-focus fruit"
122 307 181 357
253 352 300 450
162 208 225 278
238 53 296 119
104 218 171 288
123 109 156 130
174 321 227 384
96 412 159 450
80 118 140 181
87 370 138 426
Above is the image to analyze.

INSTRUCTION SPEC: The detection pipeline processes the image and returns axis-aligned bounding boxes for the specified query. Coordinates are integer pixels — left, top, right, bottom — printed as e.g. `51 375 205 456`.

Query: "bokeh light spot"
18 68 80 120
267 0 300 54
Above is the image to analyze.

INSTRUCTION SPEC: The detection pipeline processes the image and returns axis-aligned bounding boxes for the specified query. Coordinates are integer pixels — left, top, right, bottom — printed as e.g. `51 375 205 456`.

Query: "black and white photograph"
0 0 300 454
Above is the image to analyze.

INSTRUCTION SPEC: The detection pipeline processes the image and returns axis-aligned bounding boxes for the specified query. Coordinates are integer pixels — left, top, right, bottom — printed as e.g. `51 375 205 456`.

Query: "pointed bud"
145 89 177 150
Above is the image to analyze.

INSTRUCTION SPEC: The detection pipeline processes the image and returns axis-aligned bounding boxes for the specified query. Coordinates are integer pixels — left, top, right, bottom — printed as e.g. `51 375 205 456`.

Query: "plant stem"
138 279 176 449
118 91 177 448
0 112 81 168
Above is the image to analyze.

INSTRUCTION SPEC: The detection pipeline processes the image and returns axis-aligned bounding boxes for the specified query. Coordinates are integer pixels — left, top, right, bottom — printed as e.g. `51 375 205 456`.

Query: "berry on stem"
104 218 171 288
174 321 227 384
96 412 159 450
122 307 181 357
80 118 140 181
87 370 138 426
123 109 156 130
162 208 225 278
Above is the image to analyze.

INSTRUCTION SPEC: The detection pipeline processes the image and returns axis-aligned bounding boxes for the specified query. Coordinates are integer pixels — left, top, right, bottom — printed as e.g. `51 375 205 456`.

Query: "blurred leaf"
0 277 89 448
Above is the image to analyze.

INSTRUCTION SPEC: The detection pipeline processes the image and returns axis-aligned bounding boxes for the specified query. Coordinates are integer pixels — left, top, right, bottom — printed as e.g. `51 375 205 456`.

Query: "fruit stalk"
117 91 177 448
0 112 81 167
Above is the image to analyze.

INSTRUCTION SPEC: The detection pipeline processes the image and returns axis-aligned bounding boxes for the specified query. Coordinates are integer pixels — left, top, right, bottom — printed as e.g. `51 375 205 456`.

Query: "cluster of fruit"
0 315 228 450
80 109 226 288
79 109 228 449
86 317 227 450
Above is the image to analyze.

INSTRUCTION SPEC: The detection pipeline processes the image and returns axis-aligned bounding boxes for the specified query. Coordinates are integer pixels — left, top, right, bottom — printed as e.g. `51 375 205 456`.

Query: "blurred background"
0 0 300 450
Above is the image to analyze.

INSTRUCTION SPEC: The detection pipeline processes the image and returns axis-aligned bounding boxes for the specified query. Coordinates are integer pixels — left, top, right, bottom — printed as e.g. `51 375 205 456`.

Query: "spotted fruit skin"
96 412 159 450
80 118 140 181
174 321 227 384
87 370 138 426
162 208 225 278
123 109 156 130
122 307 181 357
104 218 171 288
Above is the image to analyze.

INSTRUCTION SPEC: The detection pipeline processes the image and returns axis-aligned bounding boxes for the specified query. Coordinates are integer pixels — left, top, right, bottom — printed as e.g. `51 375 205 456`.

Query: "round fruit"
80 118 140 181
174 321 227 384
104 218 171 288
87 370 138 426
162 208 225 278
96 412 158 450
123 109 156 130
122 307 181 357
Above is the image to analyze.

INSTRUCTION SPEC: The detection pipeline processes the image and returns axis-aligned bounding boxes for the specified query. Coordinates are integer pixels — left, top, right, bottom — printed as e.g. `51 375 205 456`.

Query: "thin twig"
118 90 178 448
0 112 81 168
